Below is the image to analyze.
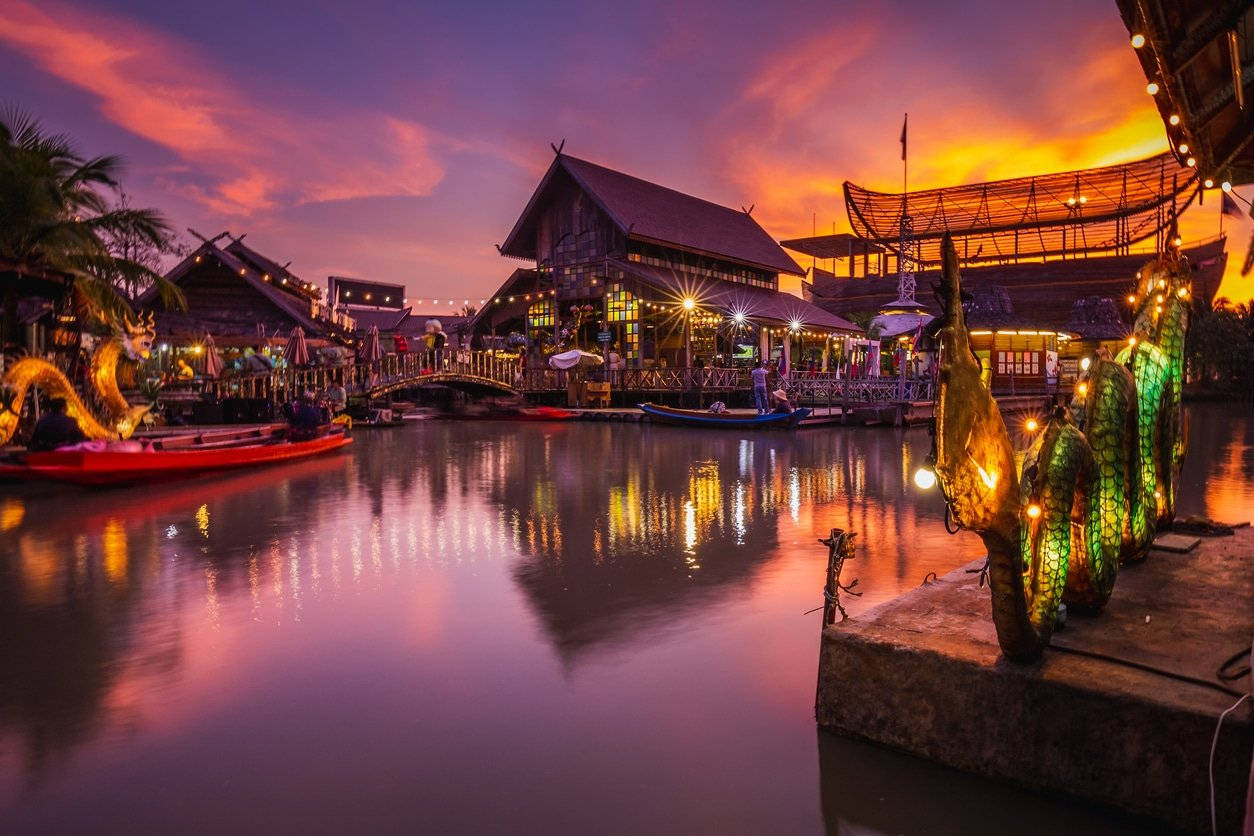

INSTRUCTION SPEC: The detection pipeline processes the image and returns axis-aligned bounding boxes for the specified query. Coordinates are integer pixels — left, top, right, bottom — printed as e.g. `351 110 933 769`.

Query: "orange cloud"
0 0 445 215
715 25 1254 303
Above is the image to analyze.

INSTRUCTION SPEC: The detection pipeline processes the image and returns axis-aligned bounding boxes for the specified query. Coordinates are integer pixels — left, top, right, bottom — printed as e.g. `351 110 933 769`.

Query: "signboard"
329 275 405 310
597 331 612 343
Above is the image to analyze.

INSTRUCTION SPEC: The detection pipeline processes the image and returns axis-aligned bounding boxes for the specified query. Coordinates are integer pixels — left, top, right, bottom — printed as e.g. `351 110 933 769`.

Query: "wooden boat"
0 429 352 486
639 402 812 429
453 406 579 422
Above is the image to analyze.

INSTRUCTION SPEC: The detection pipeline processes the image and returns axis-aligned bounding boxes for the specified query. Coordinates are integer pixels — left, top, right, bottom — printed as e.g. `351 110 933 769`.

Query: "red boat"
0 428 352 487
452 406 579 422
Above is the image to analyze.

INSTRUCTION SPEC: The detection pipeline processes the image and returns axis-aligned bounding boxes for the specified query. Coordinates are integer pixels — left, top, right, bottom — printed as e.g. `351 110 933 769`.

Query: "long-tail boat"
0 426 352 486
639 403 811 429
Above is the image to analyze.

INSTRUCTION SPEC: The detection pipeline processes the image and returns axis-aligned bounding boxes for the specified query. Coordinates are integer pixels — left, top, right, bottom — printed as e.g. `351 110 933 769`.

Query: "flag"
1222 191 1243 217
900 114 908 161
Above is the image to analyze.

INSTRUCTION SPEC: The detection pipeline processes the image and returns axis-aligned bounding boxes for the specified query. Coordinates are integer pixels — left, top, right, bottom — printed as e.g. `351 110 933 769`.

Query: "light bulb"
1221 181 1232 192
1079 357 1091 371
1146 82 1159 95
913 467 937 490
1168 114 1180 125
1026 504 1042 519
1131 33 1145 48
1025 418 1039 432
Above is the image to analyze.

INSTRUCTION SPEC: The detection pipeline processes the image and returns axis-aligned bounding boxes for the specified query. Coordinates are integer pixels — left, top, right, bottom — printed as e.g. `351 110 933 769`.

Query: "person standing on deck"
750 360 769 414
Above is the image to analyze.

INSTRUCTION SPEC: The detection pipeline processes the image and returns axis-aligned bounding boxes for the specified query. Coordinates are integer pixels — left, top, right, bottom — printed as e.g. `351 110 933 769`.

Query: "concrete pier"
816 528 1253 834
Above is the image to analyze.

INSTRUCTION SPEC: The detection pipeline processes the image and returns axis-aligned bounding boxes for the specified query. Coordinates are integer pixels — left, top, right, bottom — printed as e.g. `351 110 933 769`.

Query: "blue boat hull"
639 403 811 429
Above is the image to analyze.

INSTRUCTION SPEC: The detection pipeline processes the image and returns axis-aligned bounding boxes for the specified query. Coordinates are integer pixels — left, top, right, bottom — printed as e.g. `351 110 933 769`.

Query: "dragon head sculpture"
118 311 157 361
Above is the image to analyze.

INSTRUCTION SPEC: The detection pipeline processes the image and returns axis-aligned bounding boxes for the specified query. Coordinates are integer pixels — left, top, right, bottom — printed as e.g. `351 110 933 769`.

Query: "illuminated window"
527 299 554 330
605 283 640 360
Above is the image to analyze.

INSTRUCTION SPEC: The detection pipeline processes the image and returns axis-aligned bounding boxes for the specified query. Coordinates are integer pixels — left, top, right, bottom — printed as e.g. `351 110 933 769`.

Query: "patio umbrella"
284 325 310 367
548 349 604 369
203 332 224 378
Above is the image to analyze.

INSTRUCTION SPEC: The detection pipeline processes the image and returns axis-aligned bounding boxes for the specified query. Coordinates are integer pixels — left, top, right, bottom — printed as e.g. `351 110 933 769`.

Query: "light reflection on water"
0 403 1248 833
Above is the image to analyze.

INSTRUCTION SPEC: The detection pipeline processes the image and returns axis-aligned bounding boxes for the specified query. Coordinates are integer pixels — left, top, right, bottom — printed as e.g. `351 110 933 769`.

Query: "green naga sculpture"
928 232 1190 661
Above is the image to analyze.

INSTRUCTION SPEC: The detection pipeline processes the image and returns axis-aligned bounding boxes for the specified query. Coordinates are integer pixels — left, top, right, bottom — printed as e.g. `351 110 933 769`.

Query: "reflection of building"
474 152 859 367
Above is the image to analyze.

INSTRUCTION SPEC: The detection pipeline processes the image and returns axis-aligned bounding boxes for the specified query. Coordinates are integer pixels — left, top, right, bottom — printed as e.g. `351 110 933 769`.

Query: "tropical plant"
1186 299 1254 395
0 106 185 330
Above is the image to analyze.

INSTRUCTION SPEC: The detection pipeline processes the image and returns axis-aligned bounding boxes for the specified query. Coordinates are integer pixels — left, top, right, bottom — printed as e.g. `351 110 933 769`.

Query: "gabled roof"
151 237 343 337
500 154 803 275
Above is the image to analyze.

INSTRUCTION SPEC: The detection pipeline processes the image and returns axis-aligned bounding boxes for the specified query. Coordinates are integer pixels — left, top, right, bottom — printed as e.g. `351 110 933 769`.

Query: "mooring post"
819 528 859 626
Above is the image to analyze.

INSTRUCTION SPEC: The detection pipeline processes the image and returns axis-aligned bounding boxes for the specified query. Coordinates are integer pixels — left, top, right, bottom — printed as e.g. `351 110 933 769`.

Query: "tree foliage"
0 106 185 325
1186 299 1254 395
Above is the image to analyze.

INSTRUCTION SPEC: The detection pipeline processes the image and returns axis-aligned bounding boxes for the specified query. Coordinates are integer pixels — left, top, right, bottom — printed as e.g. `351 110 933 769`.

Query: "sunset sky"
3 0 1250 305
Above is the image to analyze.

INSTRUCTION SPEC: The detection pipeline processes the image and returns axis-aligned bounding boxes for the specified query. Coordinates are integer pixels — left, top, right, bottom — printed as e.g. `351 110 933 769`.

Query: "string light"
1146 82 1159 95
1127 294 1136 304
1179 143 1189 154
1025 418 1039 432
1168 114 1180 125
1221 181 1233 192
1077 382 1088 396
1130 33 1145 48
1128 336 1138 346
1079 357 1091 371
1185 157 1196 168
1204 179 1214 189
1026 504 1042 519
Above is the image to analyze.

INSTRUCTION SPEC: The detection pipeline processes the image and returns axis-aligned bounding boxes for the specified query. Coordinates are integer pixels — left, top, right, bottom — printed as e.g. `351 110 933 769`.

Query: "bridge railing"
187 352 935 404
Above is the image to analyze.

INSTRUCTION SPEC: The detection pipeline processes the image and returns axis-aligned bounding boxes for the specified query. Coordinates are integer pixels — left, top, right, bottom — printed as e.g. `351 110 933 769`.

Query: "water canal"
1 403 1250 833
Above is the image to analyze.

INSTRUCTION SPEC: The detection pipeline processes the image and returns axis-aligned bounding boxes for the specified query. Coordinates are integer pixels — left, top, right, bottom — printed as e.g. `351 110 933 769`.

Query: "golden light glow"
1177 287 1188 298
913 467 937 490
682 297 696 310
1128 336 1138 346
1204 179 1214 189
1221 181 1233 192
975 462 999 490
1178 143 1188 154
1077 381 1088 396
1127 294 1136 304
1024 418 1039 432
1130 33 1145 48
1168 114 1180 125
1079 357 1091 371
1185 158 1195 168
1146 82 1159 95
1026 504 1042 519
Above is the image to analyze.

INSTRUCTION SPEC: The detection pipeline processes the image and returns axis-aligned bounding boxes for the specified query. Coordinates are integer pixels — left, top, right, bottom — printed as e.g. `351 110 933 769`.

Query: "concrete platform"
816 527 1253 834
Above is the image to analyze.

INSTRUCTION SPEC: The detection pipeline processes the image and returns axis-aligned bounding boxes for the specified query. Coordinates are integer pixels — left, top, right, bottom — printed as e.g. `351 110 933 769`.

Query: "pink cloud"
0 0 445 214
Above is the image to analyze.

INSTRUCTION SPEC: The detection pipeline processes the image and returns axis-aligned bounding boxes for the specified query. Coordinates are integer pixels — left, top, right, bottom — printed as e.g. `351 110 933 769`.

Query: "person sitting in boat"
29 397 87 451
770 388 795 414
325 380 347 415
287 390 328 442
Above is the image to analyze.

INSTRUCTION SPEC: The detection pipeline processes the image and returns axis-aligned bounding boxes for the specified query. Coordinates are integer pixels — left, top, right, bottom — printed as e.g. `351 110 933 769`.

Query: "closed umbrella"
360 324 383 362
284 326 310 367
203 332 224 378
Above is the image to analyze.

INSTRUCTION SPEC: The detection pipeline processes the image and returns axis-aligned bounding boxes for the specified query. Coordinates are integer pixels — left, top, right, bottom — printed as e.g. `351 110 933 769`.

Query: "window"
996 350 1039 376
605 283 640 361
528 299 554 330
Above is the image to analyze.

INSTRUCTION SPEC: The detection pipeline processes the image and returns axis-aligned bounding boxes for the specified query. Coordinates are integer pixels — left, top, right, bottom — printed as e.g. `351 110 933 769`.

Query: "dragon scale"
932 234 1191 660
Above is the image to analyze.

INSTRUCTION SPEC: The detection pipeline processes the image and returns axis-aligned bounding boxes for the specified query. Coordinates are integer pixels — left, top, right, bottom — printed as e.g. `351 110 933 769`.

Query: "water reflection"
0 403 1247 831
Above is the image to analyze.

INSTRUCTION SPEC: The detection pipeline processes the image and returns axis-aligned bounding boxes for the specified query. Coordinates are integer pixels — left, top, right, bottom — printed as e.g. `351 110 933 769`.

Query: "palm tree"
0 106 184 343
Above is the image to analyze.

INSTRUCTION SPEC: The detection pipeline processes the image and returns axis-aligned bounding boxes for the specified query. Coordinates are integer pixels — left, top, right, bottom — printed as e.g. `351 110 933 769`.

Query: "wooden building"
146 234 355 349
474 153 860 368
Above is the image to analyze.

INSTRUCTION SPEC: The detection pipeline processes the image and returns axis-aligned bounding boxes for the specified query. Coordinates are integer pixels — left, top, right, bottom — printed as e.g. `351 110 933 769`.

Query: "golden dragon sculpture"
1 311 157 445
928 232 1190 661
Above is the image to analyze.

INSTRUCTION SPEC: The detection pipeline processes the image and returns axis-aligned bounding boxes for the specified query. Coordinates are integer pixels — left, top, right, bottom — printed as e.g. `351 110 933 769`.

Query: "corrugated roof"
501 154 803 275
610 259 860 333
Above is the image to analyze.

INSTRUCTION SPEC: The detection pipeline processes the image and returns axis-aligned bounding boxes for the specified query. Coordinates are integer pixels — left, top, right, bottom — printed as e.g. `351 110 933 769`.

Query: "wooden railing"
172 350 936 406
195 349 520 401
